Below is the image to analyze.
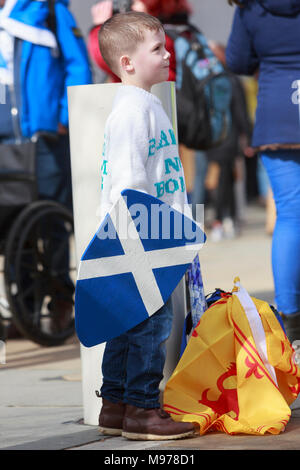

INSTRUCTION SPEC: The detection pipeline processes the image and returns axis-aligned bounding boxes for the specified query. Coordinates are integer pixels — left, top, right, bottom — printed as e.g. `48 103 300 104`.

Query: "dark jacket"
226 0 300 149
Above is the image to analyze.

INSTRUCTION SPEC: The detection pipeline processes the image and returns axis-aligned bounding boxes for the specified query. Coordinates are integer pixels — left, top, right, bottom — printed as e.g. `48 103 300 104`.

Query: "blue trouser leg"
261 150 300 314
36 135 73 211
36 135 74 293
101 297 173 408
101 333 129 404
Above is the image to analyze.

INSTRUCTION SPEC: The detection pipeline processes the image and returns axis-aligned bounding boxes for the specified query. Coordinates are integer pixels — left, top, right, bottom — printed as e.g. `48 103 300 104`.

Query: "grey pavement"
1 203 300 451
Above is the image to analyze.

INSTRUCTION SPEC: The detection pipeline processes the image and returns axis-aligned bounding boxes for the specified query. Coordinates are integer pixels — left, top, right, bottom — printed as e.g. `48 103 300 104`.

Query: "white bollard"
68 82 187 425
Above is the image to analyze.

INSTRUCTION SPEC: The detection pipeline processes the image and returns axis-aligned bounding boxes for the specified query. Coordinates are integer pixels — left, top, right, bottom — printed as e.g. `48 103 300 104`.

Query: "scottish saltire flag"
75 189 206 347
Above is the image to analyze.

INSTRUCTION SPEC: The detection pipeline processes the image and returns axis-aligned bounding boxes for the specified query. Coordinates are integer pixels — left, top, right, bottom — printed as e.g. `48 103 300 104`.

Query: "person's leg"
261 150 300 340
36 134 73 210
98 334 129 435
100 301 172 433
234 156 247 228
36 135 74 328
191 151 208 220
222 160 236 239
257 155 270 203
179 144 195 203
122 298 195 440
100 334 128 403
215 161 226 223
210 159 235 241
124 297 173 408
216 160 236 221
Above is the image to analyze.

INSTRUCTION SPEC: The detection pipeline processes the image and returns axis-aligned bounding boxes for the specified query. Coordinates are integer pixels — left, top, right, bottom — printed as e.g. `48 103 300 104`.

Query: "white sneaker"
222 217 236 239
210 221 224 242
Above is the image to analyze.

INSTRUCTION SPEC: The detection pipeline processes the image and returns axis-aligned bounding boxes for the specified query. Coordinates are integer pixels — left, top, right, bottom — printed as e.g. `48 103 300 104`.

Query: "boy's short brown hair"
98 11 164 76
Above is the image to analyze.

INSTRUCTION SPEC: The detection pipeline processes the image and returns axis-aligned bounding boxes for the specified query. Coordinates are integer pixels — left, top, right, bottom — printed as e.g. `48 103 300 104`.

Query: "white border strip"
233 280 278 386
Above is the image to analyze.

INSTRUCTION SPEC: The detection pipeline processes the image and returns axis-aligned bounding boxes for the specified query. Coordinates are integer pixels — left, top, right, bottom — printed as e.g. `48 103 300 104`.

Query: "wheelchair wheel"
4 201 76 346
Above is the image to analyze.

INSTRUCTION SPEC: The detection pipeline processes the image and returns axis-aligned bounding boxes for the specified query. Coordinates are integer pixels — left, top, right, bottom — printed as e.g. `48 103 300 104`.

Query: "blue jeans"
100 297 173 408
36 134 73 211
36 135 74 297
261 150 300 314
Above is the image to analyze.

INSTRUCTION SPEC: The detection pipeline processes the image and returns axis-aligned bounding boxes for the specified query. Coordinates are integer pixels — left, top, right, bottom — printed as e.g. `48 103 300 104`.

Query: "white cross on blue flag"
75 189 206 347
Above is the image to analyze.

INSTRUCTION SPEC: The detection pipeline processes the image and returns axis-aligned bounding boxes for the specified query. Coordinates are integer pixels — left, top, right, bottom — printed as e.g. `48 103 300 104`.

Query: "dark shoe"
49 299 73 333
122 405 196 441
281 312 300 344
99 398 126 436
6 321 23 339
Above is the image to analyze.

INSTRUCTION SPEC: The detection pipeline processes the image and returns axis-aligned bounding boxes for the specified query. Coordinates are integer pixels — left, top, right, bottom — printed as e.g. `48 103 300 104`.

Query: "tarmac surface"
1 203 300 451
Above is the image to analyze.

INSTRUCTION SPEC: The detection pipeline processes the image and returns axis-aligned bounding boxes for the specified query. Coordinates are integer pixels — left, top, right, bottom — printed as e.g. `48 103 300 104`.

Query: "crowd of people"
87 0 300 344
1 0 300 440
0 0 272 251
88 0 258 241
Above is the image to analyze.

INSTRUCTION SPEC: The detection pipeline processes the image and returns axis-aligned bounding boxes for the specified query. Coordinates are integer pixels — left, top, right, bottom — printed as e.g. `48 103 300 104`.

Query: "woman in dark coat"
226 0 300 342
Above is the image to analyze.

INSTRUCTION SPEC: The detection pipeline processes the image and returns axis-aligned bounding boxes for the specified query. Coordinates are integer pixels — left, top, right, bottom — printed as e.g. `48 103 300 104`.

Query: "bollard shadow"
0 335 80 371
248 290 275 306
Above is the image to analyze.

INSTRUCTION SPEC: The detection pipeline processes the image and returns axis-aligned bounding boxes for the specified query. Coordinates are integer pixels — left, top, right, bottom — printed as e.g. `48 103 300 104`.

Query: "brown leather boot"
122 405 196 440
98 398 126 436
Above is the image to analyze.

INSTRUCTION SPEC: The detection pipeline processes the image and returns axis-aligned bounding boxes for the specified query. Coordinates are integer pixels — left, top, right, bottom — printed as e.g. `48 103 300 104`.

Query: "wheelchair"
0 140 76 346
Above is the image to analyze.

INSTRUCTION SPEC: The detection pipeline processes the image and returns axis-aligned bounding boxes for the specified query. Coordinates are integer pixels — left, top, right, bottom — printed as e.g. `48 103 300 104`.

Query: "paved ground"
1 204 300 451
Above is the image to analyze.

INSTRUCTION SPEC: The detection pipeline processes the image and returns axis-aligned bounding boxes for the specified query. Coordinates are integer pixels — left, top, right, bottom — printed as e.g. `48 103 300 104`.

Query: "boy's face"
121 28 170 91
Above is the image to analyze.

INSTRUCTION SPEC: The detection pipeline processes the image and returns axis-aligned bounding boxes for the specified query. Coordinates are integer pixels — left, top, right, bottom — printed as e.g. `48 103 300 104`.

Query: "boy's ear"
120 55 134 73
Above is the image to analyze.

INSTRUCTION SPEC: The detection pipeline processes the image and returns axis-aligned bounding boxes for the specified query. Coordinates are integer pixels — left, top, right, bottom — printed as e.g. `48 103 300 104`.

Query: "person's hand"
244 146 256 158
91 1 113 25
58 123 68 135
239 134 256 158
131 0 148 13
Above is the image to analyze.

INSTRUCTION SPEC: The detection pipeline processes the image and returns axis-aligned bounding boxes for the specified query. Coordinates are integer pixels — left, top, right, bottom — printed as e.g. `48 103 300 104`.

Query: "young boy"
97 11 196 441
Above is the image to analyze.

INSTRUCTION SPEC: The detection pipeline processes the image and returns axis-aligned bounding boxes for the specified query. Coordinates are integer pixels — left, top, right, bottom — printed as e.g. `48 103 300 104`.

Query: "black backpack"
165 24 233 151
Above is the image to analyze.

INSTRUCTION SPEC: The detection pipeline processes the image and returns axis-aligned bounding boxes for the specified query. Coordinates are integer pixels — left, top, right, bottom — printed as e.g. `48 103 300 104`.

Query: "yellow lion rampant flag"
164 277 300 435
